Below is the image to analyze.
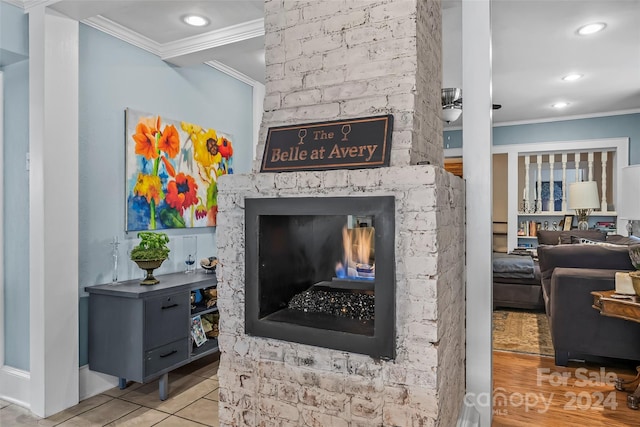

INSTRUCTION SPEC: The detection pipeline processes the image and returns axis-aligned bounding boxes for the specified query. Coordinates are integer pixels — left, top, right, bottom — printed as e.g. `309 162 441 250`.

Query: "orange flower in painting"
166 173 199 212
161 156 176 177
132 121 159 160
217 137 233 159
133 173 163 205
158 124 180 158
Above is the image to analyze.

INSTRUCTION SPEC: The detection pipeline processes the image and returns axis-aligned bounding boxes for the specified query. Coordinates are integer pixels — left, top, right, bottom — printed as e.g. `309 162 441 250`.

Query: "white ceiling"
11 0 640 127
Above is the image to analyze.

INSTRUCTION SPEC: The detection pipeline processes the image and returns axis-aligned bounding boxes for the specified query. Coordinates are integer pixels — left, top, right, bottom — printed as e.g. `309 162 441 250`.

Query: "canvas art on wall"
125 108 234 231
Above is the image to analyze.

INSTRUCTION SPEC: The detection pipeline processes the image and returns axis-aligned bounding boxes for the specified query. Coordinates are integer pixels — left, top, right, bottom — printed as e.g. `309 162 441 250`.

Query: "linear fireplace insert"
245 196 395 359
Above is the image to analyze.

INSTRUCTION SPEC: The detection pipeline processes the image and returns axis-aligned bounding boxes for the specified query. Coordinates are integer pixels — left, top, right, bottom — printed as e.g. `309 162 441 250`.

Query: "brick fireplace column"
216 1 465 426
254 0 444 172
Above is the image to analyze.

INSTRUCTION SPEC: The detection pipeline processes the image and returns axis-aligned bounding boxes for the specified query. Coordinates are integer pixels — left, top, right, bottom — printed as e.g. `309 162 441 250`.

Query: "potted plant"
130 231 170 285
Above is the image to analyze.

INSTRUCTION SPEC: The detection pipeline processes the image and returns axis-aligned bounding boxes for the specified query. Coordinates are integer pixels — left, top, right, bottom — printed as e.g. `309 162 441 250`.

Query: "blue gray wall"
2 19 254 369
77 24 253 365
1 1 30 371
444 113 640 165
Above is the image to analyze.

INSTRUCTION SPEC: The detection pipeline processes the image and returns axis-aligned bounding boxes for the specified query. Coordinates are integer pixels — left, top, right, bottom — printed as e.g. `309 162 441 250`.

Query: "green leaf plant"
130 231 171 261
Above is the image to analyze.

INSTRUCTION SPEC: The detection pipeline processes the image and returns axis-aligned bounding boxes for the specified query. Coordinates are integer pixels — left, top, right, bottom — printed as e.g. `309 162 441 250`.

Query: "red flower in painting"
217 137 233 159
165 173 199 212
195 204 208 220
158 124 180 158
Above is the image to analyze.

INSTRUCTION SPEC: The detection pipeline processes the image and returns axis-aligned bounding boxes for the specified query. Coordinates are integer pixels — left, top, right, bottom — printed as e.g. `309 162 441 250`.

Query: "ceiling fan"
441 88 502 123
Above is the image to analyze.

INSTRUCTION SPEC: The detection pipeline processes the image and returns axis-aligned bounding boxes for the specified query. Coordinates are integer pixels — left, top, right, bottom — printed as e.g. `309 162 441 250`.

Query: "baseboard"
0 365 30 408
79 365 118 400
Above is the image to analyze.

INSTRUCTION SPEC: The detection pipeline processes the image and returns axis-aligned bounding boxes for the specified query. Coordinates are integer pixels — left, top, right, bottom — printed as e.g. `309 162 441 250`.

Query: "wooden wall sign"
260 114 393 172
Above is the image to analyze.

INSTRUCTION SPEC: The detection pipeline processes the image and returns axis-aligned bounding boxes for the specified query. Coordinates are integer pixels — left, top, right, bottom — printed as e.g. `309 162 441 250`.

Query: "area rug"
492 309 554 357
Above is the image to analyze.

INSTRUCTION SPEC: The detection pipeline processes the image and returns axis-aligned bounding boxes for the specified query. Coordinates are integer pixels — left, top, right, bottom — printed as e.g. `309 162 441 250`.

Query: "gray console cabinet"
85 271 218 400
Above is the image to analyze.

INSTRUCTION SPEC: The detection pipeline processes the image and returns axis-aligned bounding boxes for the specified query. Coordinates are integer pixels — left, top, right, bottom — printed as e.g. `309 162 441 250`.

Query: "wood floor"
493 350 640 426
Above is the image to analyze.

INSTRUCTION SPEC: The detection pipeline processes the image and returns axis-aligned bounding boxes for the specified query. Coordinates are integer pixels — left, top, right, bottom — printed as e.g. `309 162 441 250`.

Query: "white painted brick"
322 45 370 68
264 93 281 111
345 23 393 47
265 63 284 81
301 2 344 21
301 408 348 427
351 395 383 419
300 34 344 55
383 404 412 427
388 93 416 112
282 89 322 108
340 96 389 116
322 81 368 102
369 1 417 23
284 55 322 75
283 20 323 41
265 76 304 94
258 398 300 421
404 255 438 277
322 169 349 188
304 69 346 88
367 76 417 96
323 9 368 34
346 57 417 82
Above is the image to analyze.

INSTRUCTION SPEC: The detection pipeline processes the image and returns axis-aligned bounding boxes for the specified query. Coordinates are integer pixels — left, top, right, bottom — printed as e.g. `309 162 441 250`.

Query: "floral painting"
125 108 233 231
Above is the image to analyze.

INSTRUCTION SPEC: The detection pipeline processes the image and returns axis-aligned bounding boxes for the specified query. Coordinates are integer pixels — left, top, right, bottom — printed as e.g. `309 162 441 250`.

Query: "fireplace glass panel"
245 196 395 359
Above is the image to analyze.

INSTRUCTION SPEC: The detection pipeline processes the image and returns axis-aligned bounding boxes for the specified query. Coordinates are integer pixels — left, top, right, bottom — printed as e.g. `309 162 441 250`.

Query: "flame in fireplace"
336 226 375 280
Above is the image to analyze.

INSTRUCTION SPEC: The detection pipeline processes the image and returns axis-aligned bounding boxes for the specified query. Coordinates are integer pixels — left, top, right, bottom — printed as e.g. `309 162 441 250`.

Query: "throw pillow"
573 237 624 247
560 230 607 244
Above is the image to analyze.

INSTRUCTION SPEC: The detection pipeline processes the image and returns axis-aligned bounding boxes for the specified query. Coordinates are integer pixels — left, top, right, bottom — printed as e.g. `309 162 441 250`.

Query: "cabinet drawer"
144 340 188 378
144 293 189 350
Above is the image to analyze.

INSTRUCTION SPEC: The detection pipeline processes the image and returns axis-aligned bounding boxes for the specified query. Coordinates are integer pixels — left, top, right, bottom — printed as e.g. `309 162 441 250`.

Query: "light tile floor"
0 354 220 427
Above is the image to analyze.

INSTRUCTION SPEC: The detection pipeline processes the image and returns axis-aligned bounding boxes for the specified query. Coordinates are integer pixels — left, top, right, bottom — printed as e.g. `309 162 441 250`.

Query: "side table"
592 290 640 409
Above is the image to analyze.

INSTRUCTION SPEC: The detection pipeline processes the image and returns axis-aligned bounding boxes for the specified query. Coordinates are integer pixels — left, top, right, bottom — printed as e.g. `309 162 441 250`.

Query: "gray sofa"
537 242 640 366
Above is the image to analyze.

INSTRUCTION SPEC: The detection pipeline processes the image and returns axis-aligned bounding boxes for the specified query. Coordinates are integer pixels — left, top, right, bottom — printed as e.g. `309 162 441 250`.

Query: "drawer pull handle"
161 303 179 310
159 350 177 358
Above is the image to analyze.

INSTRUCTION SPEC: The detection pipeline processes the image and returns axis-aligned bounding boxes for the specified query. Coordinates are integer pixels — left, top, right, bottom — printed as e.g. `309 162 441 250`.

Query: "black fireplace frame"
245 196 396 359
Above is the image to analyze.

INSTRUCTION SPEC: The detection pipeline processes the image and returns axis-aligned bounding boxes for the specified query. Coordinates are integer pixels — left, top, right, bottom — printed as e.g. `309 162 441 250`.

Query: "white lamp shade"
442 107 462 123
619 165 640 219
568 181 600 210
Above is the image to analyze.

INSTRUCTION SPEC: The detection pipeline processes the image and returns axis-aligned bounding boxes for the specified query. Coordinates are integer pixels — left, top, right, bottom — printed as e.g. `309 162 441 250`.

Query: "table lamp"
619 165 640 236
568 181 600 230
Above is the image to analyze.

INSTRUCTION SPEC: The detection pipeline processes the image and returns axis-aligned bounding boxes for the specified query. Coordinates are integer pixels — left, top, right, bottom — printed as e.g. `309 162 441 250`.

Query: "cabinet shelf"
191 306 218 317
191 338 219 361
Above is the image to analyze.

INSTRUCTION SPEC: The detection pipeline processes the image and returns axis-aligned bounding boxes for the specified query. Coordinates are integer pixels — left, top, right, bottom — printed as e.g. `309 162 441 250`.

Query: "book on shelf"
191 315 207 347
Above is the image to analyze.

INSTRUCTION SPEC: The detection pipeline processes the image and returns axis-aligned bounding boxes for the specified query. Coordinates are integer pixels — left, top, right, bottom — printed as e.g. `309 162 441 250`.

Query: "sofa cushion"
537 230 562 245
606 235 640 245
537 244 635 314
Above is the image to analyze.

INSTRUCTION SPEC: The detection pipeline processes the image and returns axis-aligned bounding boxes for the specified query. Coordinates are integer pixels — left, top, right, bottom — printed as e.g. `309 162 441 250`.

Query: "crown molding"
493 108 640 128
2 0 25 9
82 16 162 56
161 18 264 61
205 60 258 87
443 108 640 132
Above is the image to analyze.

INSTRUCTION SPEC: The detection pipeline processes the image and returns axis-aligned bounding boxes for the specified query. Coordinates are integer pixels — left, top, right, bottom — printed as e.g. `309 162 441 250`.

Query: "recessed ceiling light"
182 15 209 27
562 73 583 81
577 22 606 36
552 102 570 109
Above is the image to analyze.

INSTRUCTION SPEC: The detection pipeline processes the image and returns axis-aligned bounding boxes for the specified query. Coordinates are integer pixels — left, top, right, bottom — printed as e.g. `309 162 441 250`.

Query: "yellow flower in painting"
181 122 202 135
193 129 222 170
133 173 163 205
